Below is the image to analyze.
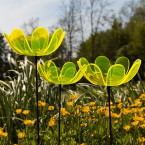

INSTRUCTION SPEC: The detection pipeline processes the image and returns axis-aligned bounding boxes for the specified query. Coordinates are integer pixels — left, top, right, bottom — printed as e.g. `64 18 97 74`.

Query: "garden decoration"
77 56 141 145
4 27 65 145
37 60 86 144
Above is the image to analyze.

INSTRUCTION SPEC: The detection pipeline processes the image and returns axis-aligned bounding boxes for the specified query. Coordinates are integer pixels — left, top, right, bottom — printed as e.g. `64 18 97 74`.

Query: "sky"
0 0 131 34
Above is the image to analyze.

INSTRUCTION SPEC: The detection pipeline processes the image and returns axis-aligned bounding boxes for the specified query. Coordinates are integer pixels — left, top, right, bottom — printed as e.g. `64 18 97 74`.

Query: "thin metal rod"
35 56 39 145
107 86 112 145
58 84 61 145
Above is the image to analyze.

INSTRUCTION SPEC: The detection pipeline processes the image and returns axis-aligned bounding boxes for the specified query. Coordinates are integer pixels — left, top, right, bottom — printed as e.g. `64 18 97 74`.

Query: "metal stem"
107 86 112 145
58 84 61 145
35 56 39 145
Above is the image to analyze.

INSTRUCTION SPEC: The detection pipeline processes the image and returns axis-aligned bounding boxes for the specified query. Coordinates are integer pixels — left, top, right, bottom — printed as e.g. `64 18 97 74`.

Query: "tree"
0 32 10 79
58 0 80 61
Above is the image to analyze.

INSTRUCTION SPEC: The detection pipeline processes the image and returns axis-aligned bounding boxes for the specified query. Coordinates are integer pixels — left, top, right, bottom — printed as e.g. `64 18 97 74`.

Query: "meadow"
0 56 144 145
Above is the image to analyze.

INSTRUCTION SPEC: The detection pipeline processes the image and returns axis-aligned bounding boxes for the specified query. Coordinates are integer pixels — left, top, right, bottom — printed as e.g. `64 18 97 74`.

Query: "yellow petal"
122 59 141 84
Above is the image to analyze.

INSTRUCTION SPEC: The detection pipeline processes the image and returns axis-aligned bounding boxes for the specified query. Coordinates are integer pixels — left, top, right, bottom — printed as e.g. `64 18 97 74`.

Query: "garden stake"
58 84 61 145
107 86 112 145
35 56 40 145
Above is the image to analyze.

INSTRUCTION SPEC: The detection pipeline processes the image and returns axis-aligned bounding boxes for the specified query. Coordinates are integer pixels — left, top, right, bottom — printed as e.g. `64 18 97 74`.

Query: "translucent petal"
31 27 49 54
115 57 130 74
42 28 65 55
106 64 125 86
70 65 86 84
47 66 60 84
4 32 23 55
95 56 110 77
61 67 76 83
77 57 89 68
10 29 33 55
59 62 76 78
122 59 141 84
37 63 49 82
44 60 56 73
84 64 106 86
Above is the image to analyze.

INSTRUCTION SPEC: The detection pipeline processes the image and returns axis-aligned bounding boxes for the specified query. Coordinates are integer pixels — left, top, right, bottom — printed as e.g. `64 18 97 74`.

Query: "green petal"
44 60 56 73
77 57 89 68
106 64 125 86
37 63 49 82
31 27 49 54
115 57 130 74
4 32 23 55
122 59 141 84
42 28 65 55
47 66 60 84
95 56 110 77
84 64 106 86
70 65 86 84
59 62 76 78
61 67 76 83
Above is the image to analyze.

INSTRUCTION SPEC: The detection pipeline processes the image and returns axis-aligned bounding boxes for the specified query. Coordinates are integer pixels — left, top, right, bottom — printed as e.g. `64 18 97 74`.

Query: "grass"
0 56 144 144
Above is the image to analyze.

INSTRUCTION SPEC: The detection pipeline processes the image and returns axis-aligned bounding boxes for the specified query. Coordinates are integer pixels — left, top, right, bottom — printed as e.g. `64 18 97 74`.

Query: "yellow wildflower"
121 108 130 115
117 103 122 109
35 101 46 107
35 101 42 107
24 120 35 127
133 116 144 122
75 105 82 109
131 121 139 126
92 106 96 110
48 106 54 110
80 123 87 126
22 110 29 115
71 94 78 100
111 113 120 119
139 94 145 99
1 132 8 137
18 132 25 138
128 97 132 102
107 101 113 105
61 108 70 116
67 102 73 106
41 101 46 106
116 99 121 103
74 110 80 116
48 120 55 126
140 124 145 129
125 101 128 104
16 109 22 114
89 102 95 106
88 118 91 122
130 108 137 113
82 106 90 113
114 120 118 124
137 137 145 143
50 116 57 121
123 125 131 131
